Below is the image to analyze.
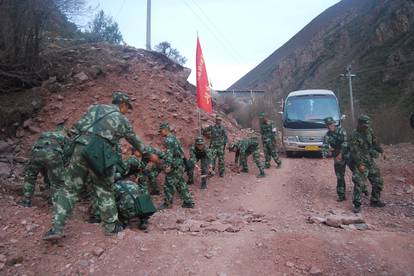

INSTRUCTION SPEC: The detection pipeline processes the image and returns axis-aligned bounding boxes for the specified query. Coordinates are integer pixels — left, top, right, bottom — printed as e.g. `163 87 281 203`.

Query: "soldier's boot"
18 198 32 208
104 222 124 236
241 168 249 173
187 176 194 185
200 179 207 189
264 163 271 169
43 227 64 241
257 169 266 178
87 215 102 224
219 171 224 177
182 201 195 208
138 217 149 230
337 196 346 202
276 160 282 168
158 203 172 210
370 200 386 208
352 205 361 213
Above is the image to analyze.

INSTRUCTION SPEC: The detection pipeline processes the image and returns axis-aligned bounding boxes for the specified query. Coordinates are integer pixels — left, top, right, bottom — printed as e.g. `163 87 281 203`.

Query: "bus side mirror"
341 114 346 120
278 111 283 116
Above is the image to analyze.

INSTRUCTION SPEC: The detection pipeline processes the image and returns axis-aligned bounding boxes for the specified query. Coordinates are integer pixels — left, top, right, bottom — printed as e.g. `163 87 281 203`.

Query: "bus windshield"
283 94 340 129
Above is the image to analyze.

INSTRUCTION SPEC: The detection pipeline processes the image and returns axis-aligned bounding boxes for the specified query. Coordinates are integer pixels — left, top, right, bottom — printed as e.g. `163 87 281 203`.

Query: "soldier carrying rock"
259 112 282 169
186 136 213 189
228 137 265 178
350 115 385 213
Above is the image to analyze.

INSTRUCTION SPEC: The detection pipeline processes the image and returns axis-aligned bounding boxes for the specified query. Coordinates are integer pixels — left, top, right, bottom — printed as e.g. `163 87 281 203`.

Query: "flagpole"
198 108 202 136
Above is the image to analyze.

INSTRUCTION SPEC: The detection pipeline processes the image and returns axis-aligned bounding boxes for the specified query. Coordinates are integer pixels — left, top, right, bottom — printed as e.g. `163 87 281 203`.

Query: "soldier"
350 115 385 213
259 112 282 168
43 91 151 241
321 117 350 202
186 137 213 189
202 115 228 177
158 122 194 209
112 180 157 230
18 122 69 207
142 146 165 195
228 137 265 178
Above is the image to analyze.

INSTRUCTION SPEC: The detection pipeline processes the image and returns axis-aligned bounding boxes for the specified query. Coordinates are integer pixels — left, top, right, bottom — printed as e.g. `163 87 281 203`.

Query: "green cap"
112 91 132 109
215 115 222 121
195 136 205 145
324 117 336 125
358 115 370 127
159 122 170 132
259 112 266 118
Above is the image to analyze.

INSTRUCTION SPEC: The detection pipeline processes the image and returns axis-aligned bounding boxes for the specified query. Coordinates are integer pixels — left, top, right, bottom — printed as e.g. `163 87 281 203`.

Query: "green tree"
84 10 123 44
155 41 187 65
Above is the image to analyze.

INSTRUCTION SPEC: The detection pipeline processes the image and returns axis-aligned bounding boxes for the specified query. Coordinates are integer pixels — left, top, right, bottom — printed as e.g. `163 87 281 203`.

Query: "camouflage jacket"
142 146 165 166
163 133 185 168
189 145 212 164
260 120 277 144
32 131 70 162
321 127 349 158
71 104 145 153
202 124 228 147
350 128 383 166
234 138 259 163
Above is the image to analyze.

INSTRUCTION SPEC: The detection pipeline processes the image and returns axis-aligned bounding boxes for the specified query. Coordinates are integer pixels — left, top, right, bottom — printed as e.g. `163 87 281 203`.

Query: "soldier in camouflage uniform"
142 146 165 195
321 117 351 202
158 122 194 209
18 122 69 207
259 113 282 168
113 180 157 230
228 137 265 178
202 115 227 177
43 92 149 241
350 115 385 213
186 137 213 189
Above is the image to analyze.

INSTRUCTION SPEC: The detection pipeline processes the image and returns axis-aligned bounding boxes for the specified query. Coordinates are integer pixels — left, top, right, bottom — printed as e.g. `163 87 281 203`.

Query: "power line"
182 0 243 64
189 0 244 61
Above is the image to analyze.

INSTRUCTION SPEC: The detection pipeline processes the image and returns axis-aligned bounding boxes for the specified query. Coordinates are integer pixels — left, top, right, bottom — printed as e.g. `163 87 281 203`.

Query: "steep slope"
230 0 414 142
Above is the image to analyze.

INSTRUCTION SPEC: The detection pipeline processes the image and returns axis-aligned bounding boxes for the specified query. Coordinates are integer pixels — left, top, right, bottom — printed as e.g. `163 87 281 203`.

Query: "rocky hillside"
0 42 246 178
230 0 414 143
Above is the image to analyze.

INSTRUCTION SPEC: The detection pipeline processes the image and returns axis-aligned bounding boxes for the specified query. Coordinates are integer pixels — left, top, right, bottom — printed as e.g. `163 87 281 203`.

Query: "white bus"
281 89 343 157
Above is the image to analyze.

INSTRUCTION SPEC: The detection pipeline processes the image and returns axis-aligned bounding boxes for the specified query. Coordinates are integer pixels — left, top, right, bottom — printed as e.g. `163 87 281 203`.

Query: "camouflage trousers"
352 161 384 207
144 165 161 194
263 140 281 168
163 165 194 207
52 143 119 233
334 159 347 199
240 149 264 174
22 149 64 203
186 157 209 187
211 145 225 176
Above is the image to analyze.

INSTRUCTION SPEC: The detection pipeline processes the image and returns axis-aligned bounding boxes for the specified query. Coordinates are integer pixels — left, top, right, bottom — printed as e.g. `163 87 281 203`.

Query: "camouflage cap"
159 122 170 132
195 136 205 145
112 91 132 109
259 112 266 118
358 115 371 127
215 114 222 121
324 117 336 125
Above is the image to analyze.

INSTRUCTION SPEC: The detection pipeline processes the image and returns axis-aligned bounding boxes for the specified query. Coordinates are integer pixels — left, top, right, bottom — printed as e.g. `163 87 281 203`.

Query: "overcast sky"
86 0 341 90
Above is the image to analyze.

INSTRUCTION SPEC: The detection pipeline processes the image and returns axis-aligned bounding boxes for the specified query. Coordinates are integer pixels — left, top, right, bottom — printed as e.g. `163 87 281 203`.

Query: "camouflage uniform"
160 123 194 208
48 93 146 237
202 116 227 176
113 180 156 229
230 137 265 177
186 137 213 189
321 117 350 201
350 115 385 211
259 114 282 168
142 146 165 195
20 129 69 207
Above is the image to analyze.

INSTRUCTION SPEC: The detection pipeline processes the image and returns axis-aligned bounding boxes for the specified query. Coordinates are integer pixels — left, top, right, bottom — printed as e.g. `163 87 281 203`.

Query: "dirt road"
1 151 414 275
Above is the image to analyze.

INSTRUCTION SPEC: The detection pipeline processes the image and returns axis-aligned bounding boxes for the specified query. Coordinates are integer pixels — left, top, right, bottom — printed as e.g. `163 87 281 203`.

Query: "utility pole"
340 65 356 128
146 0 151 50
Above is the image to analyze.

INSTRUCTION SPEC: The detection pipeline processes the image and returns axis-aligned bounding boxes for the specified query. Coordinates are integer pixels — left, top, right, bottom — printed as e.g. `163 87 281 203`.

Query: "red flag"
196 36 212 113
